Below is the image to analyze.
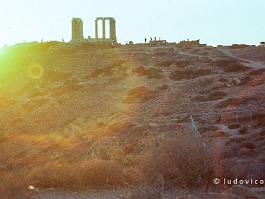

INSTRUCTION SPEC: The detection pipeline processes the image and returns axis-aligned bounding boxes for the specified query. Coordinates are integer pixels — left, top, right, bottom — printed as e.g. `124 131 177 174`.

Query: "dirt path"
217 47 265 69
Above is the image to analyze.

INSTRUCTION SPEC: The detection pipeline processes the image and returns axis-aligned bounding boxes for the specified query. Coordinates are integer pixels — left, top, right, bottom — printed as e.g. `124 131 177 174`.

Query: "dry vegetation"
0 127 212 198
141 131 212 189
124 86 156 103
0 43 265 199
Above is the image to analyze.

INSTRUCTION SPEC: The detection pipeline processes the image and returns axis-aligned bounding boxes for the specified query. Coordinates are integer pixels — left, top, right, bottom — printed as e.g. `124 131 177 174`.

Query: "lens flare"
0 47 5 57
28 64 44 79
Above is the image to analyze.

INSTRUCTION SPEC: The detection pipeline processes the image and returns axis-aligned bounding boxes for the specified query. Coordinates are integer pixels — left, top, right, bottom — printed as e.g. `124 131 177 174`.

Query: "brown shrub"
230 44 249 49
248 68 265 75
23 98 49 111
213 60 250 72
170 68 211 81
133 67 163 79
46 70 72 82
252 113 265 126
228 123 241 129
89 67 114 77
124 86 155 103
194 91 226 102
216 95 260 108
169 69 188 81
174 60 191 68
238 76 251 86
141 131 212 189
0 96 16 108
192 68 211 78
145 68 163 79
239 127 249 134
225 137 246 146
259 130 265 137
214 131 227 137
157 85 168 91
52 79 83 96
155 60 174 67
133 66 147 76
241 142 256 150
28 87 46 98
108 59 126 68
215 98 239 108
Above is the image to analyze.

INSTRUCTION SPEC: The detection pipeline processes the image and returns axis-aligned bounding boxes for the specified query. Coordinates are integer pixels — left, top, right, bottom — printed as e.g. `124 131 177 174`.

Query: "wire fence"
189 115 210 154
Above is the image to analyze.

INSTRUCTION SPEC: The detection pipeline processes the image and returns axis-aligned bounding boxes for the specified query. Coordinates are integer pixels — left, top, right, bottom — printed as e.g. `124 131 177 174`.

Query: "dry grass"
0 126 213 198
140 130 212 189
26 160 130 188
0 171 33 199
0 132 135 198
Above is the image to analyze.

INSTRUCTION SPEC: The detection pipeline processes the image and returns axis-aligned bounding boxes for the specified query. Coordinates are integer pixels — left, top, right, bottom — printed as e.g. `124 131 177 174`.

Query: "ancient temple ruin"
95 17 117 43
71 17 117 44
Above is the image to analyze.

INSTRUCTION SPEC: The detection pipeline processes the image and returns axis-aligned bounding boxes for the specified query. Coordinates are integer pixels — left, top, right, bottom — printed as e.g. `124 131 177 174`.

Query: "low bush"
252 113 265 126
213 60 250 72
155 60 174 67
241 142 256 150
170 68 211 81
46 70 72 82
133 66 147 76
215 98 239 108
174 60 191 68
194 91 227 102
157 84 168 91
133 67 163 79
239 127 249 134
228 123 241 129
225 137 246 146
124 86 155 103
169 69 188 81
141 130 212 189
248 68 265 75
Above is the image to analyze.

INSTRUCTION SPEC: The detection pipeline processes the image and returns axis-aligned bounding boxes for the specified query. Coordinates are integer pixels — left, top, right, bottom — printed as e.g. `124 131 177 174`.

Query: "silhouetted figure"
145 38 147 43
154 37 157 41
150 37 153 42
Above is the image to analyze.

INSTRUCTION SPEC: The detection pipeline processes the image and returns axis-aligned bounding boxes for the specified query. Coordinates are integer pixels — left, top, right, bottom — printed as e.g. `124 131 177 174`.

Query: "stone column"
110 18 117 42
102 18 106 40
95 19 98 40
109 19 113 40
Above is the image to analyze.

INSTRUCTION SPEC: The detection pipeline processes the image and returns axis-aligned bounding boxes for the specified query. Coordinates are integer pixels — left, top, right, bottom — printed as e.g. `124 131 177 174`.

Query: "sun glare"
0 46 5 57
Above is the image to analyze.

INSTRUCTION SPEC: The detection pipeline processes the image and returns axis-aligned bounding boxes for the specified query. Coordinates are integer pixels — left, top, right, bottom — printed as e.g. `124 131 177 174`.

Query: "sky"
0 0 264 46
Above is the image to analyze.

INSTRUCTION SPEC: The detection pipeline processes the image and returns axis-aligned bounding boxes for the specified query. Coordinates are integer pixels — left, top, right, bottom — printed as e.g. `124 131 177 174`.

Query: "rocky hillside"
0 43 264 199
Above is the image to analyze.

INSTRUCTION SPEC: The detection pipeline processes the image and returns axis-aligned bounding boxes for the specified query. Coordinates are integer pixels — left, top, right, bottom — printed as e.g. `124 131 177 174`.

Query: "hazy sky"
0 0 264 46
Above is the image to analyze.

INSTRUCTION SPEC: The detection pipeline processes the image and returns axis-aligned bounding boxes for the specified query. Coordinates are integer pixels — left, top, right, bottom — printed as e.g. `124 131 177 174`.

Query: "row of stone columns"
95 17 117 42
